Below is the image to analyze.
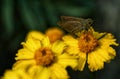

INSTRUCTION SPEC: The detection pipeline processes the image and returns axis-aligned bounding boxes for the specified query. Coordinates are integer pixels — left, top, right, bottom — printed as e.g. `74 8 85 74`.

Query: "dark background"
0 0 120 79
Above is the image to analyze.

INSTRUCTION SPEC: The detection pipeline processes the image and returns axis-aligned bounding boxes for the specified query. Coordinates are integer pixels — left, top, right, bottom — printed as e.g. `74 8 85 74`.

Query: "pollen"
34 48 55 66
78 31 98 53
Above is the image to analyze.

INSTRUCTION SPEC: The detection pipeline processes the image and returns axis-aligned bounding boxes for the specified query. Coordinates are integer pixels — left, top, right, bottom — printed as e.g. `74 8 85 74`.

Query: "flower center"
78 31 98 53
34 48 55 66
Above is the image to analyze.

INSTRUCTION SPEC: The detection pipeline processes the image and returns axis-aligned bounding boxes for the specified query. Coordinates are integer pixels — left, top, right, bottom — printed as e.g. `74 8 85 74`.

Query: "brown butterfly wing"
57 16 93 34
60 16 84 22
58 20 83 34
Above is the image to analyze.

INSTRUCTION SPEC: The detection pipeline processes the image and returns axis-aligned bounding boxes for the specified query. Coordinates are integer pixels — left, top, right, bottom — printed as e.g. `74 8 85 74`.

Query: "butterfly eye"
86 19 93 25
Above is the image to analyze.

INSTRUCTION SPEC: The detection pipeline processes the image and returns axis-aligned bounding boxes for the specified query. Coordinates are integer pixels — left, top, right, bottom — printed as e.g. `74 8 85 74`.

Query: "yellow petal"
88 52 104 71
77 52 86 71
2 69 32 79
63 35 78 46
2 70 19 79
90 27 106 39
107 47 116 59
93 32 106 39
15 48 34 60
99 33 118 46
50 63 69 79
17 69 32 79
36 68 50 79
27 65 43 77
13 60 35 70
94 48 111 62
52 40 66 54
66 46 79 55
42 37 51 48
26 30 45 40
22 38 41 52
57 53 78 69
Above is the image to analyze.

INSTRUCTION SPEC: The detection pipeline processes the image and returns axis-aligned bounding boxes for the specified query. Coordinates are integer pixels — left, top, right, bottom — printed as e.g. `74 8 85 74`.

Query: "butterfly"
57 16 93 35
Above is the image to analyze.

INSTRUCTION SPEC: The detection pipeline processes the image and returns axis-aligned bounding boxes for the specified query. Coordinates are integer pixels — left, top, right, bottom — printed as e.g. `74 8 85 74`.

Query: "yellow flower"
26 27 64 43
45 27 64 43
26 30 45 41
1 69 31 79
13 36 77 79
63 27 118 72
